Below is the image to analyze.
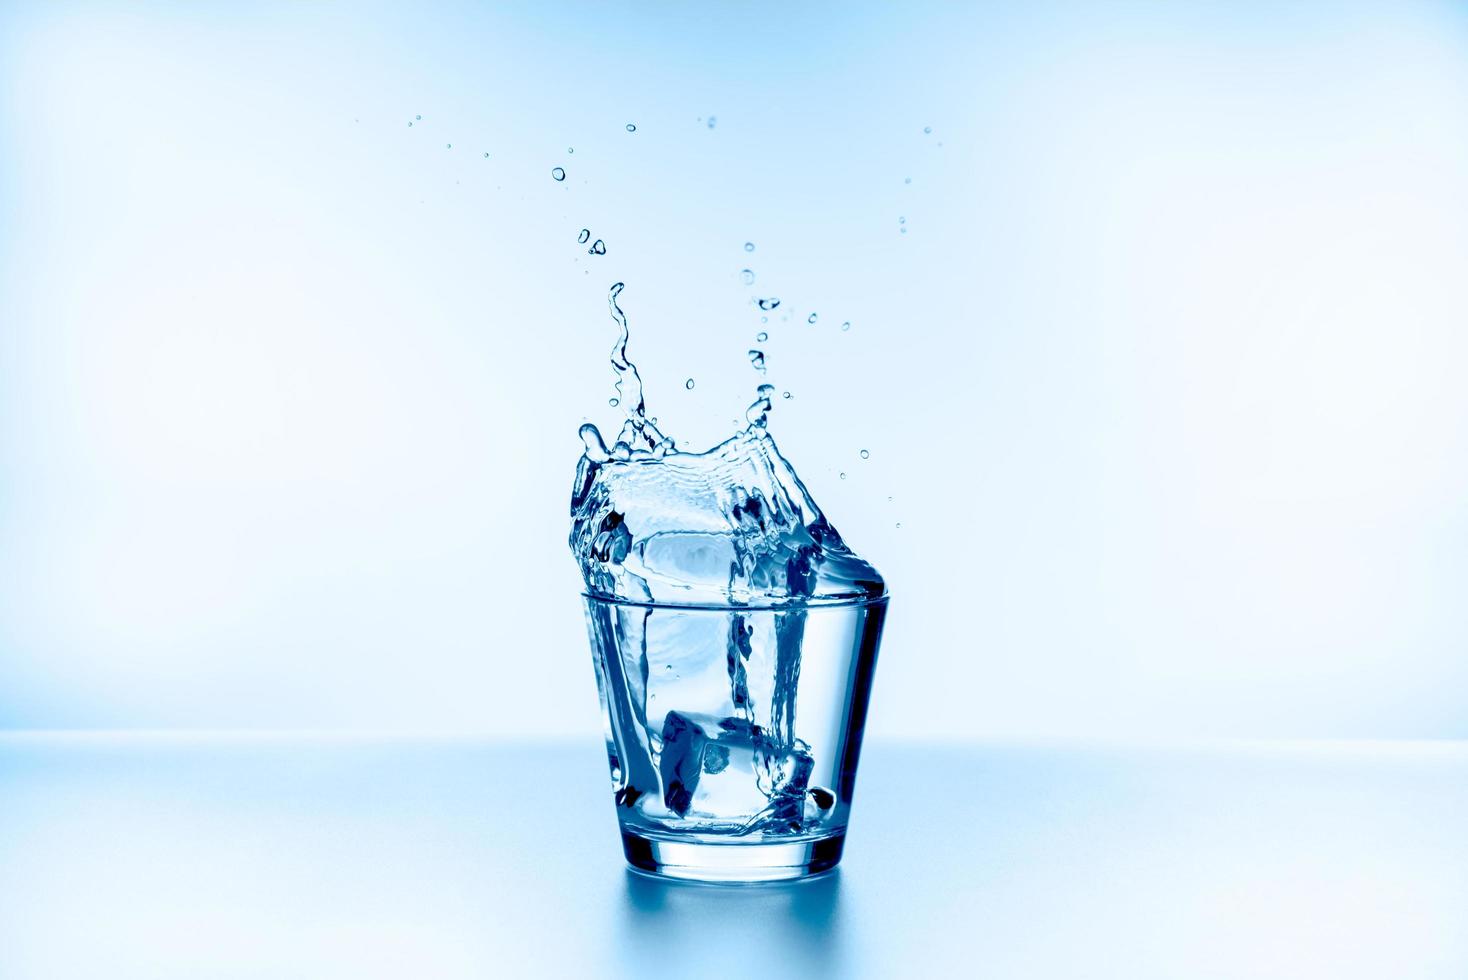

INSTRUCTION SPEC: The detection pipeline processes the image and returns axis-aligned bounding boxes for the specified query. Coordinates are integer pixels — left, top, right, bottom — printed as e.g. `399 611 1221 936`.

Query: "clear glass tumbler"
582 593 887 882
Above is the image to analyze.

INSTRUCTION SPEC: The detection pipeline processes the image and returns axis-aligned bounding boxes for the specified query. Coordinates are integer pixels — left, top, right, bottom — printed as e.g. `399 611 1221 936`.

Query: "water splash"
745 383 776 429
592 283 670 461
571 284 883 609
748 349 766 373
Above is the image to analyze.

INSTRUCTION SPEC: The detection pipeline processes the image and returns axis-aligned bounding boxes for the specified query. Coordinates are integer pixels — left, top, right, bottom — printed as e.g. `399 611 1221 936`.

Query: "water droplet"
923 125 931 134
578 229 590 244
782 391 792 399
568 147 574 154
740 269 755 285
589 239 606 255
416 115 422 121
899 216 906 224
842 321 851 331
484 152 490 158
807 313 818 324
905 176 912 184
744 242 755 252
896 522 902 529
407 121 413 127
626 123 637 132
860 450 870 460
757 297 780 311
707 116 717 129
900 227 908 234
552 167 566 181
685 378 695 390
756 331 768 342
760 316 768 324
840 472 847 480
609 397 620 407
748 349 766 372
446 143 452 149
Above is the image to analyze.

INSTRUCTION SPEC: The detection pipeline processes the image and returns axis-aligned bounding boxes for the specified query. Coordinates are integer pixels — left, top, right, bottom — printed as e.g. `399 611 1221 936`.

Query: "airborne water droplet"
756 331 768 342
685 378 695 390
446 143 452 149
757 297 780 311
860 449 870 459
589 239 606 255
416 115 422 121
707 116 717 129
923 125 931 134
842 321 851 331
609 397 620 407
407 121 413 127
552 167 566 181
905 176 912 184
626 123 637 132
484 152 490 158
782 391 792 399
748 349 766 372
899 216 906 224
744 242 755 252
808 313 818 324
568 147 575 154
578 229 590 244
840 472 847 480
740 269 755 285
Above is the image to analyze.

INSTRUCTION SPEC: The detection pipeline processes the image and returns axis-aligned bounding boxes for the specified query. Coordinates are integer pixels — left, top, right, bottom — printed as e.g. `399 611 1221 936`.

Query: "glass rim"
581 591 889 613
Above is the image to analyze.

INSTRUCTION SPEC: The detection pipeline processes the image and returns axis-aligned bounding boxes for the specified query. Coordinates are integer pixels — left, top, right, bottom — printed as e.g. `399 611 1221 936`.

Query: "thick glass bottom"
620 831 844 883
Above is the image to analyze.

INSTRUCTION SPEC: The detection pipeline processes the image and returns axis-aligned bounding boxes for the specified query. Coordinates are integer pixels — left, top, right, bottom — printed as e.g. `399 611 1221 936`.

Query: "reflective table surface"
2 734 1464 978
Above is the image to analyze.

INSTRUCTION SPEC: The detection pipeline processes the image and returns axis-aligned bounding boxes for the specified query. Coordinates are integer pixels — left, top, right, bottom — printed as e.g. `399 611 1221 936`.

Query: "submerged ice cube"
651 710 821 834
659 711 711 816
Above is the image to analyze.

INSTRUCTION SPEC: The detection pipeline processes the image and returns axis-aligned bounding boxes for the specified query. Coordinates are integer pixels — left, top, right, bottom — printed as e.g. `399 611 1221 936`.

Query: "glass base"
621 831 844 883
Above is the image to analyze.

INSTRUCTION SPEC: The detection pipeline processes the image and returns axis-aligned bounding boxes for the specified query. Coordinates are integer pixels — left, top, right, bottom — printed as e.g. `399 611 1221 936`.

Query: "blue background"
3 1 1468 739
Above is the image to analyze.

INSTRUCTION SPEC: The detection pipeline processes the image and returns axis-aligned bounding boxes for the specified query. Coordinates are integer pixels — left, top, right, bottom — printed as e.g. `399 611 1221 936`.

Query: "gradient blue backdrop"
2 1 1467 738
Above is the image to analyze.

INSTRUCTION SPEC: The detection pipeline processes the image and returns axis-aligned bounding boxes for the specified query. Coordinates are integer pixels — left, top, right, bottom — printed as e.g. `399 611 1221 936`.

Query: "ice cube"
768 744 815 829
659 710 710 816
